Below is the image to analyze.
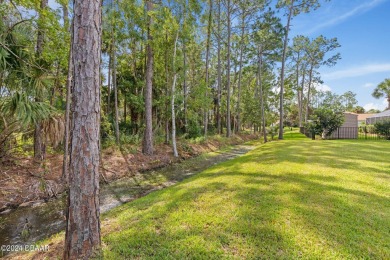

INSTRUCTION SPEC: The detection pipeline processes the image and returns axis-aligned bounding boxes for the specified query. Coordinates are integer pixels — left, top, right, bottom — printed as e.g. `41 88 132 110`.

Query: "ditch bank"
0 134 259 257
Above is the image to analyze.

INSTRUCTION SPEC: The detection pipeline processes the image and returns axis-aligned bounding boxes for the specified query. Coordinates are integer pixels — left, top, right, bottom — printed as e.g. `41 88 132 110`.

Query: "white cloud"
314 83 332 92
363 98 387 111
363 83 375 88
323 63 390 80
363 103 380 111
306 0 387 34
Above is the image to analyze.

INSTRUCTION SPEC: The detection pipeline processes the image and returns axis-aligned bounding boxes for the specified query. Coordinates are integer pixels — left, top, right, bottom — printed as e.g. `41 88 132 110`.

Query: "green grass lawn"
101 131 390 259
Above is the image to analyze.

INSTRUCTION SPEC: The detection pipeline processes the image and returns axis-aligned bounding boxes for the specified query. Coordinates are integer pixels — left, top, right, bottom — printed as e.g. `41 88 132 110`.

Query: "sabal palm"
372 78 390 110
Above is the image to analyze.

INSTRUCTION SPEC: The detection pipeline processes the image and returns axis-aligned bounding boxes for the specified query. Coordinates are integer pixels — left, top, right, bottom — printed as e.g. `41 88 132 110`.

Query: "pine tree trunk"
298 70 305 127
63 0 102 258
236 14 245 134
142 1 154 155
124 98 127 123
258 46 267 143
113 42 120 145
204 0 212 138
62 8 72 185
279 2 294 140
171 31 179 158
164 32 170 144
183 40 188 134
305 66 314 123
33 0 48 162
107 53 112 115
216 0 222 135
295 53 301 127
226 0 232 138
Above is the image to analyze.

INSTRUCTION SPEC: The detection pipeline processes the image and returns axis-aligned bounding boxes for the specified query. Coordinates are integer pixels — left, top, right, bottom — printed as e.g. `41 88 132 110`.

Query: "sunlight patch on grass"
99 134 390 259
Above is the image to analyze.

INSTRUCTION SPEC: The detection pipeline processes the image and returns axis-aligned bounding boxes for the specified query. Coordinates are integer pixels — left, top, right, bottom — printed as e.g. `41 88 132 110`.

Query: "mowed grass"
101 131 390 259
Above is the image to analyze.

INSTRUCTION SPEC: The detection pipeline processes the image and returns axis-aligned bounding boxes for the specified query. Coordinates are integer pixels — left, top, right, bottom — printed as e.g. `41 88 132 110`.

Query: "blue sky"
286 0 390 111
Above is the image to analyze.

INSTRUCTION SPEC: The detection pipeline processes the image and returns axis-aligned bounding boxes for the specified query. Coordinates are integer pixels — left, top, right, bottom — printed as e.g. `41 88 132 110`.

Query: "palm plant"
372 78 390 110
0 13 58 159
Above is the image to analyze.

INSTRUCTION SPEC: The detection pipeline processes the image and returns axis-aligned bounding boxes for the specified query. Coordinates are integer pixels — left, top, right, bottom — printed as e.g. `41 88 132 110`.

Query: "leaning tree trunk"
33 0 48 162
142 0 154 155
63 0 102 258
278 2 293 140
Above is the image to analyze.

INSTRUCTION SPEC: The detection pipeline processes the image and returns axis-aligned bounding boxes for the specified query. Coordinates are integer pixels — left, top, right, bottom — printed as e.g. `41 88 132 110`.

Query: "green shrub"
187 119 202 139
374 120 390 139
268 126 278 140
359 125 375 134
308 108 344 139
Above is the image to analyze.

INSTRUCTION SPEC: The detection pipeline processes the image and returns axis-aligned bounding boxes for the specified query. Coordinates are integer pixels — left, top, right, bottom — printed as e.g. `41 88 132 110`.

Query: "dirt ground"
0 134 258 212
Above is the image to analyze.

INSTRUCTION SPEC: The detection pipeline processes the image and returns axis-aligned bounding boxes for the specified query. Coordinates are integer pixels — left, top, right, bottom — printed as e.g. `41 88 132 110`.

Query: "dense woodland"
1 0 389 258
1 0 365 162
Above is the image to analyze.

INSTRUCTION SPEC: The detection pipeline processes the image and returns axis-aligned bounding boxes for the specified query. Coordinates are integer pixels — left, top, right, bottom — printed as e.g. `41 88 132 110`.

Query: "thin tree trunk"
236 14 245 134
305 66 313 123
295 52 301 127
124 98 127 123
171 31 179 158
50 62 60 106
278 1 294 140
111 0 119 145
33 0 48 162
258 46 267 143
216 0 222 134
164 31 170 144
142 0 154 155
107 53 112 115
226 0 232 138
63 0 102 258
298 70 305 127
183 40 188 134
204 0 212 138
113 42 120 145
232 54 238 134
62 16 72 184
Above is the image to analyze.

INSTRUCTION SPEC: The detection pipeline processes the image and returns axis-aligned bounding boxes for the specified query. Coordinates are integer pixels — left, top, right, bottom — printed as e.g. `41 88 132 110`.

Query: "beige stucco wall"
329 112 358 139
342 113 358 127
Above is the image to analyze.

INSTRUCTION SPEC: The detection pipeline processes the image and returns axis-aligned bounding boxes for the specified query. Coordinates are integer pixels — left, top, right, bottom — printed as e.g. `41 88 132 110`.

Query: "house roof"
366 110 390 119
357 114 374 121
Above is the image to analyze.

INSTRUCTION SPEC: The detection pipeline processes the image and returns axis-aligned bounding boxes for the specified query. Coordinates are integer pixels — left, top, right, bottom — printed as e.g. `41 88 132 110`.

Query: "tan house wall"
329 112 358 139
342 113 358 127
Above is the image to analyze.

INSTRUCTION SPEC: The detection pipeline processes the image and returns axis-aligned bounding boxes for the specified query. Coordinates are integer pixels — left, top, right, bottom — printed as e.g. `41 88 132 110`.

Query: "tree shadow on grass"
100 138 390 259
102 180 294 259
238 172 390 258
